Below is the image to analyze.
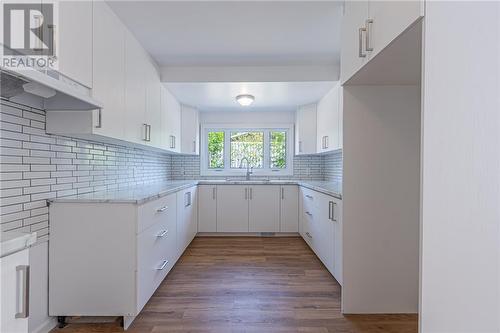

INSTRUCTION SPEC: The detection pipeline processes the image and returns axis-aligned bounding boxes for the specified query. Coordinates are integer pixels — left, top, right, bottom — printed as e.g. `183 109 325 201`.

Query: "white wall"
200 111 295 125
420 2 500 332
342 85 421 313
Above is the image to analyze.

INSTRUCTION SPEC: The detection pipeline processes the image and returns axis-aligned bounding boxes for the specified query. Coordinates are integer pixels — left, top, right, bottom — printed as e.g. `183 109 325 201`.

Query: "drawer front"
138 193 176 233
136 215 177 313
301 187 318 214
302 207 316 249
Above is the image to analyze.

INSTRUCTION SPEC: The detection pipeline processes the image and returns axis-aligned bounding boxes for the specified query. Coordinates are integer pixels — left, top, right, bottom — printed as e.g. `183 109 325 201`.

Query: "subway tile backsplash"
1 101 171 241
1 100 342 240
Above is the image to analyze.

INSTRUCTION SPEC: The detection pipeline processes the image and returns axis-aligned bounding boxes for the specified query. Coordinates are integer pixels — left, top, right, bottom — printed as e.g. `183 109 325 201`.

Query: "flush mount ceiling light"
236 94 255 106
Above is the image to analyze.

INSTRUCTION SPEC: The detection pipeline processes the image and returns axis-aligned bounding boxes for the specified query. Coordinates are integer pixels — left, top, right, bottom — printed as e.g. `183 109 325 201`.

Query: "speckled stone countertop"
49 179 342 205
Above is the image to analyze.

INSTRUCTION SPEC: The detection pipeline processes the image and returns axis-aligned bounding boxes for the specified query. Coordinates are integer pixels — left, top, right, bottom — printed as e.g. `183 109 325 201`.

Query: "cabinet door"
56 0 93 88
316 83 341 153
295 104 317 155
340 0 369 84
124 32 147 144
145 62 162 147
181 105 199 154
176 187 197 256
368 0 423 60
160 86 181 152
216 186 248 232
92 1 125 139
280 185 299 232
0 250 29 333
198 185 217 232
249 185 280 232
315 194 334 275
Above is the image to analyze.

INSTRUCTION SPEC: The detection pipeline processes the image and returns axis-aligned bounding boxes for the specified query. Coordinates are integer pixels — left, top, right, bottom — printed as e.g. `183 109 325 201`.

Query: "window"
202 124 293 176
208 131 224 169
230 131 264 168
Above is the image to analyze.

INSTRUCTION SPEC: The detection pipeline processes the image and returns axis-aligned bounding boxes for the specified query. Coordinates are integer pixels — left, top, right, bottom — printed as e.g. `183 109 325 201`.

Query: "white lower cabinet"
176 186 198 256
216 186 249 232
198 185 217 232
249 186 280 232
280 185 299 232
299 187 343 285
49 188 197 329
0 249 30 333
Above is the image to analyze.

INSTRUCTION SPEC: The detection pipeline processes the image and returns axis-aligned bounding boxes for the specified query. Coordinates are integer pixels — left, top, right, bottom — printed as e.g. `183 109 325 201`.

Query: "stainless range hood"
0 68 102 110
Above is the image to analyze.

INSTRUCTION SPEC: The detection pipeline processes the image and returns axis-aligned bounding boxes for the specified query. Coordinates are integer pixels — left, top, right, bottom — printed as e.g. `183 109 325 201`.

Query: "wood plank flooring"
51 237 417 333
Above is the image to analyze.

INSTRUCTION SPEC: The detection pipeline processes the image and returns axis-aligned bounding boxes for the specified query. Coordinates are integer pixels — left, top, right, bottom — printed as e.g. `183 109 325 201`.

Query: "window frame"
201 123 294 177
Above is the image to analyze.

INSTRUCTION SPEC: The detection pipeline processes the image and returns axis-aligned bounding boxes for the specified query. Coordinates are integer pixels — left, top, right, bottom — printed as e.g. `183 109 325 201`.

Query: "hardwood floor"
52 237 417 333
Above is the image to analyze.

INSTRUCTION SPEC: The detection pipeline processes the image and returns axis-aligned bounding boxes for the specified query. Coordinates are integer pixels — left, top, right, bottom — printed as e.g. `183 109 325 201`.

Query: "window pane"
270 131 287 169
208 131 224 169
230 131 264 168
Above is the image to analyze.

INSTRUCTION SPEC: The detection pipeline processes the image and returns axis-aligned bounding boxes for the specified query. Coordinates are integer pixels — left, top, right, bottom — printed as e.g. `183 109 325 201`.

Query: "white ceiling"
106 1 342 67
164 81 337 112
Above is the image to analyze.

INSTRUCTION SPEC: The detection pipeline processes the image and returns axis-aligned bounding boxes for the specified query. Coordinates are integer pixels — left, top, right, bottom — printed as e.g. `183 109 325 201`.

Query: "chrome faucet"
239 157 253 180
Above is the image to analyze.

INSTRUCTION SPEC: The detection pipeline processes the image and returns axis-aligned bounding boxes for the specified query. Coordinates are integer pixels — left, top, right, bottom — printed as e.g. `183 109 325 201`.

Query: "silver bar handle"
143 124 150 141
157 205 168 212
185 191 191 207
359 27 367 58
324 136 329 149
147 125 151 142
15 265 29 319
333 202 337 222
281 187 284 200
245 188 248 200
299 141 303 153
95 109 102 128
156 260 168 270
305 194 313 199
212 187 216 200
193 140 196 153
306 232 312 239
169 135 175 149
329 201 333 220
48 24 57 59
365 19 374 51
305 211 313 217
156 229 168 237
249 188 253 200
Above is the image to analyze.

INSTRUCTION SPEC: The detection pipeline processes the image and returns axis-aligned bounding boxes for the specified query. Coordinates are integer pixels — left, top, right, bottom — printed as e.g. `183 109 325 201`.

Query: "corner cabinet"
180 105 200 155
341 0 424 83
295 104 317 155
316 83 343 153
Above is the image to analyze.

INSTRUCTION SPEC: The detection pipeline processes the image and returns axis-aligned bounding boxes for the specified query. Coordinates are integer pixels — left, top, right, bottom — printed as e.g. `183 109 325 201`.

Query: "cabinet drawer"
137 193 176 233
136 216 176 313
301 188 318 213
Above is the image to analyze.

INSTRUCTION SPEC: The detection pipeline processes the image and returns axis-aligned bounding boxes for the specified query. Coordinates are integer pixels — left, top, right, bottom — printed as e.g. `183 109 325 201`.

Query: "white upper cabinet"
180 105 200 155
295 104 317 155
317 83 342 153
145 62 162 147
91 1 125 140
341 0 423 84
160 85 181 153
124 33 148 144
340 0 370 84
55 0 93 88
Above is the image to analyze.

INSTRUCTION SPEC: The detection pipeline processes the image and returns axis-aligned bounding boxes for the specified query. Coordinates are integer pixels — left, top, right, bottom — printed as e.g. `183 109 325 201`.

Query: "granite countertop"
49 179 341 205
